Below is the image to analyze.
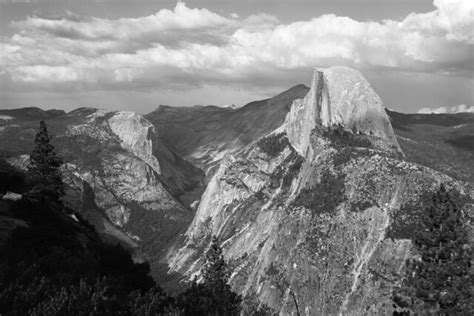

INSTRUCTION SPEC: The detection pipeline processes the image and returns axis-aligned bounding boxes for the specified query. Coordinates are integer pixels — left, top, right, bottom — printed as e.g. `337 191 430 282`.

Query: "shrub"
257 133 289 157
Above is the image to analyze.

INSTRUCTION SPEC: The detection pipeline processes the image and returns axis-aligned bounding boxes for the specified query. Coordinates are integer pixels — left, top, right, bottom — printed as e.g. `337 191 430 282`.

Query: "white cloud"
1 1 473 89
12 3 233 40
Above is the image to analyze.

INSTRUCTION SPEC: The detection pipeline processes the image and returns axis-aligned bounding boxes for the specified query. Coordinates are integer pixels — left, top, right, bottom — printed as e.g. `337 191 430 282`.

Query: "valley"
0 66 473 314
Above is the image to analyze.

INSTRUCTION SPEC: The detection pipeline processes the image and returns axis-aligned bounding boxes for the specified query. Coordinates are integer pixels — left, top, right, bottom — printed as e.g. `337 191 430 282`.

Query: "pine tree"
202 236 242 315
178 236 242 315
202 236 230 288
394 185 473 314
28 120 64 203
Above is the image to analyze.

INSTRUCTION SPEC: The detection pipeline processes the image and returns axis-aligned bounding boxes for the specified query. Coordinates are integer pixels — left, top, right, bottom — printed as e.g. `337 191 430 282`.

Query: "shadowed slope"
387 110 474 183
146 84 309 172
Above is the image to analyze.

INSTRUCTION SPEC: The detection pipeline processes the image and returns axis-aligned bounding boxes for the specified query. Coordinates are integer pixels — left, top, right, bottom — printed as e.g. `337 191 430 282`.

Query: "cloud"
12 3 231 37
1 1 473 93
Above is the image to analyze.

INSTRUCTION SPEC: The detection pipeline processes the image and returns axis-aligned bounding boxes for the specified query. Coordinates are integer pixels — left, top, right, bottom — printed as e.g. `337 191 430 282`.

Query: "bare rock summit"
285 66 401 156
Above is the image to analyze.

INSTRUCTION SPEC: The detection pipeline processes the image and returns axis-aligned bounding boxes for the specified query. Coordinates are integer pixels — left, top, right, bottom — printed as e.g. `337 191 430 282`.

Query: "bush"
257 133 289 157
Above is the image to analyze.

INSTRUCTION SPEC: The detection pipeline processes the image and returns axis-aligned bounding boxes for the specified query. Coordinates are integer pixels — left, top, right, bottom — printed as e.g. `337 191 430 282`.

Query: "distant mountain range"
418 104 474 114
0 66 473 314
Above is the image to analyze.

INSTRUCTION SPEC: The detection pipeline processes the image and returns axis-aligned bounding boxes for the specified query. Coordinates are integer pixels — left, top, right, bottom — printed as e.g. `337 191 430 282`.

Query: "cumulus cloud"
1 1 473 91
11 3 233 40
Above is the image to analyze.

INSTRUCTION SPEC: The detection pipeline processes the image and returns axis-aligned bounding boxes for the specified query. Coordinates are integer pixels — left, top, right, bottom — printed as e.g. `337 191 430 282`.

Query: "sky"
0 0 473 113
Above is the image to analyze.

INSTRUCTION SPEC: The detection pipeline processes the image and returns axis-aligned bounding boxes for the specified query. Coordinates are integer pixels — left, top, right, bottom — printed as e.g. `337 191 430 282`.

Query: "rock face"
285 66 401 156
108 111 162 175
1 67 473 314
0 108 203 276
168 67 472 314
146 84 309 173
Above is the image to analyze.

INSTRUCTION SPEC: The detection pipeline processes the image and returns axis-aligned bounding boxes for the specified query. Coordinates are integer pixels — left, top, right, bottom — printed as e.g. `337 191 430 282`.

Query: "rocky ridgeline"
0 108 201 272
64 110 188 218
168 67 472 314
1 66 472 314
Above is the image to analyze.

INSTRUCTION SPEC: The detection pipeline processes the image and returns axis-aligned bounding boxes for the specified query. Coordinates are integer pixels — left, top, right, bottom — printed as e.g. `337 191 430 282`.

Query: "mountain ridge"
167 67 472 314
1 66 473 314
146 84 310 173
418 104 474 114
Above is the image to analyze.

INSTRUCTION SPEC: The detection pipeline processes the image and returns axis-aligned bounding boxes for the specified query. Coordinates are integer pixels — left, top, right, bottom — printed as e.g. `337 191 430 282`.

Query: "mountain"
146 84 309 173
0 107 204 277
167 67 472 314
1 66 473 314
0 107 65 121
388 110 474 183
285 66 401 156
417 104 474 114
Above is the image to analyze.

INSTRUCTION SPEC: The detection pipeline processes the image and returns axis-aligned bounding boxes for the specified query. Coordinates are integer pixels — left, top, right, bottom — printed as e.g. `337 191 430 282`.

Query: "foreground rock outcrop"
168 66 472 314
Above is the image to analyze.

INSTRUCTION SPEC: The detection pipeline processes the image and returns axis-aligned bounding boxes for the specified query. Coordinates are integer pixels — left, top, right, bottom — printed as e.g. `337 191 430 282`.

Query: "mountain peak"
285 66 402 155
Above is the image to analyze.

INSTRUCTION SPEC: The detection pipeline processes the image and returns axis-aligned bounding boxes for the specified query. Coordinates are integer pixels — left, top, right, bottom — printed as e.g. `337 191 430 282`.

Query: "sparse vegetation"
332 147 372 167
350 200 373 213
241 295 277 315
387 109 474 183
124 201 187 258
257 132 289 156
293 170 345 215
282 153 304 188
322 125 372 149
177 236 242 315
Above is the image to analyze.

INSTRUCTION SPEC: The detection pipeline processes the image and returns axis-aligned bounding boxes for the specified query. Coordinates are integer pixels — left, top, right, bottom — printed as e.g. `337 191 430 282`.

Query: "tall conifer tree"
178 236 242 315
28 120 64 203
202 236 242 315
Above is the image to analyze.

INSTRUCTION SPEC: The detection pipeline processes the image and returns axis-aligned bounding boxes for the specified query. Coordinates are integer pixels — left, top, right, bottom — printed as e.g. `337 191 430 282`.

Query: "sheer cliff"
1 66 473 314
168 67 473 314
0 108 204 274
146 84 309 173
